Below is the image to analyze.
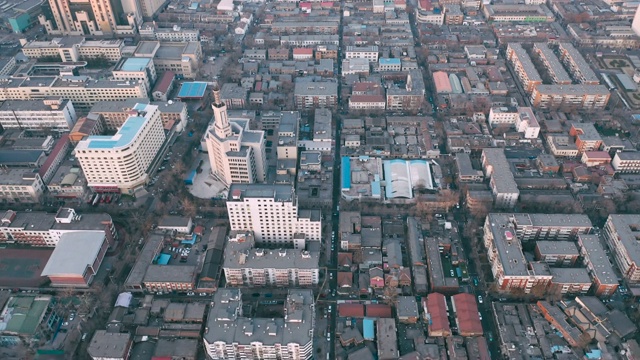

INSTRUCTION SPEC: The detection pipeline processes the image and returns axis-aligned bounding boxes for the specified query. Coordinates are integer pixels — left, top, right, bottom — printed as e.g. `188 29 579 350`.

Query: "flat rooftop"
536 241 579 256
486 214 529 276
577 235 618 285
77 115 146 150
41 232 105 276
119 57 151 72
482 148 519 194
228 184 293 202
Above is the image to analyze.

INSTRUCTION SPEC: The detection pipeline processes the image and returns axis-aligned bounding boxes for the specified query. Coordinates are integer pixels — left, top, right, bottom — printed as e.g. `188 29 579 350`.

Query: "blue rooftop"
379 58 401 65
120 57 151 71
85 116 146 149
177 82 207 98
189 2 199 9
341 156 351 190
363 318 375 340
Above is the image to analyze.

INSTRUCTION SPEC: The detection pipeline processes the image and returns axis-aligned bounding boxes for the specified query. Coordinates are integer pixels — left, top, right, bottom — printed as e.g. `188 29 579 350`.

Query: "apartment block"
75 103 165 194
345 46 379 62
294 81 338 109
532 43 572 85
530 85 610 110
577 235 619 297
0 208 116 247
21 37 124 62
548 268 592 295
483 4 555 22
40 0 136 36
455 153 483 182
604 215 640 284
506 43 542 94
204 289 314 360
569 122 602 154
386 70 425 112
223 232 320 287
481 148 519 209
612 152 640 173
557 42 600 85
349 95 386 110
535 241 580 267
226 184 322 245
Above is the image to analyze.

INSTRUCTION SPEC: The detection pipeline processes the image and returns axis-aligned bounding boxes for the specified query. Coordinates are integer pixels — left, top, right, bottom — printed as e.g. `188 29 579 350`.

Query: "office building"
294 80 338 109
223 232 320 287
0 76 146 111
21 37 124 62
345 46 379 62
612 152 640 173
604 215 640 284
481 148 519 209
455 153 483 182
75 103 165 194
0 99 76 132
204 289 314 360
112 57 157 90
139 23 199 42
0 170 45 204
0 208 117 247
506 43 542 94
633 5 640 37
227 184 322 244
577 235 619 297
205 88 266 186
133 41 202 79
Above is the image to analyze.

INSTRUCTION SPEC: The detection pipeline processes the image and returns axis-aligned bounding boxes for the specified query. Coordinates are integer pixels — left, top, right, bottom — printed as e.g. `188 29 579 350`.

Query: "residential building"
41 232 108 287
349 95 386 110
483 4 555 22
223 232 320 287
378 58 402 72
342 58 370 76
0 76 147 111
534 241 580 267
557 42 600 85
205 88 266 186
506 43 542 94
487 106 539 139
612 152 640 173
548 268 592 295
570 122 602 154
423 293 451 337
22 37 124 62
530 85 610 110
87 331 132 360
345 46 379 62
532 43 572 85
292 48 314 60
581 151 611 167
481 148 519 209
536 301 582 348
397 296 419 324
377 319 399 360
133 41 202 79
0 99 77 132
451 293 483 337
139 23 199 42
203 289 314 360
75 103 165 194
226 184 322 244
0 208 116 247
386 70 425 111
455 153 483 182
294 80 338 109
445 4 464 25
604 215 640 284
577 235 618 297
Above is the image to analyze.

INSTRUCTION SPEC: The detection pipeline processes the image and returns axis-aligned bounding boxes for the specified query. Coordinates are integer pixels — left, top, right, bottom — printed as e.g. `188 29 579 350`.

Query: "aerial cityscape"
1 0 640 359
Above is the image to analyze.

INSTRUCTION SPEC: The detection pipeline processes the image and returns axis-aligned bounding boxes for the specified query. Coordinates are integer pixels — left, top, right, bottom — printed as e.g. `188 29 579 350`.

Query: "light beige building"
0 170 45 204
133 41 202 79
112 57 157 90
74 103 165 194
89 98 187 132
481 148 519 209
604 215 640 284
0 99 77 131
506 43 542 94
21 37 124 62
227 184 322 245
612 152 640 173
205 89 266 186
530 85 610 110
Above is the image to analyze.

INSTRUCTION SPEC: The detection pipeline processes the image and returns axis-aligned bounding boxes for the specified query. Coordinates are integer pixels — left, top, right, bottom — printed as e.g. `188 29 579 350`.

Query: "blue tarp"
181 233 197 245
157 253 171 265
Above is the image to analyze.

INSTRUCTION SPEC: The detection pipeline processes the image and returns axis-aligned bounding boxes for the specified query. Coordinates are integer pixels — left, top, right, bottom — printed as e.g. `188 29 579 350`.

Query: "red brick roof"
153 71 175 93
451 293 483 336
338 272 353 287
350 95 385 103
338 303 365 318
425 293 450 335
38 134 69 179
293 48 314 55
365 304 392 318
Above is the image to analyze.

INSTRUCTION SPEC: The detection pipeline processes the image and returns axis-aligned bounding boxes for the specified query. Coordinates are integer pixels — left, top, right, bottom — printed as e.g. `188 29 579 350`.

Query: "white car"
478 295 483 304
187 291 195 296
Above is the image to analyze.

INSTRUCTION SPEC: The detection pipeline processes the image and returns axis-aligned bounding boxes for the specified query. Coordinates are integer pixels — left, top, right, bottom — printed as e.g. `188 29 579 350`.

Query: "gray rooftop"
313 108 332 141
125 234 164 287
154 338 198 358
526 213 592 228
549 267 591 284
508 43 542 82
615 151 640 161
536 241 579 256
571 122 601 142
486 214 529 276
482 148 519 194
606 215 640 267
0 99 70 112
224 237 319 270
577 235 618 285
87 330 131 359
377 318 398 360
456 153 482 177
396 296 419 319
221 83 247 100
204 289 314 347
533 43 571 84
41 232 105 276
143 265 196 284
534 84 610 96
294 81 337 96
558 42 599 83
228 184 294 202
158 215 191 228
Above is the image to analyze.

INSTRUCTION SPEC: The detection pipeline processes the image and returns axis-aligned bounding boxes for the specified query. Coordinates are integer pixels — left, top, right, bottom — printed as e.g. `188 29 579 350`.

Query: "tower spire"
212 86 232 138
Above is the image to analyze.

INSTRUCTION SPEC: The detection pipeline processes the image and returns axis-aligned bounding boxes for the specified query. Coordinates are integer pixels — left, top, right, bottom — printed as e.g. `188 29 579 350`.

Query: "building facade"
0 99 77 132
604 215 640 284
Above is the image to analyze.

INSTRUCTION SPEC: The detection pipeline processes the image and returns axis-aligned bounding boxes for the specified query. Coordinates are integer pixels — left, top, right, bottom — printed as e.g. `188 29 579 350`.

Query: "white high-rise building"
205 87 266 187
227 184 322 245
74 103 165 194
632 6 640 37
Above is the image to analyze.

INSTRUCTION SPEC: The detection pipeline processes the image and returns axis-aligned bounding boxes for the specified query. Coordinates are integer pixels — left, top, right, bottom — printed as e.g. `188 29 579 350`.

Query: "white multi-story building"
604 214 640 284
204 289 314 360
205 88 266 186
112 57 157 90
74 103 165 194
21 37 124 62
40 0 136 36
227 184 322 244
0 76 147 111
0 99 77 131
139 24 200 42
481 148 519 209
0 170 45 204
612 152 640 173
349 95 386 110
345 45 379 63
223 232 320 287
